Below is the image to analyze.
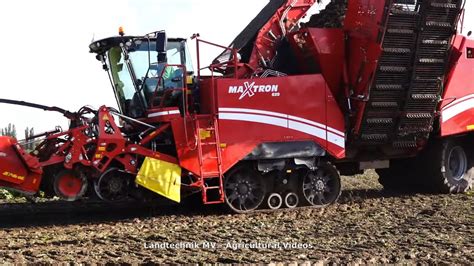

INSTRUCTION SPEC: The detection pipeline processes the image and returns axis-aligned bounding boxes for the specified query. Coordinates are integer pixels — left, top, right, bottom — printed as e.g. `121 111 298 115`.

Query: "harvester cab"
89 30 194 119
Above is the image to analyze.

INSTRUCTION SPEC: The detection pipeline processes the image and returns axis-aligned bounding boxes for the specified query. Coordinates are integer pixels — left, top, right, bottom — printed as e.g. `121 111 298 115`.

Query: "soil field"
0 171 472 264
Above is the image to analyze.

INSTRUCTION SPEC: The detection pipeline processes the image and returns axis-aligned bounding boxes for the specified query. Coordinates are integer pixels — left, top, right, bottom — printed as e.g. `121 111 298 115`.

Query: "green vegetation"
0 189 14 200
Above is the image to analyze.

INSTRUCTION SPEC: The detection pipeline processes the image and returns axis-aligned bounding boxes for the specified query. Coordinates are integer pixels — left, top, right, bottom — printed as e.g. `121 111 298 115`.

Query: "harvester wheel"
423 139 474 193
94 168 130 202
300 162 341 207
40 166 59 197
375 159 417 192
53 169 88 201
376 168 405 191
224 166 266 213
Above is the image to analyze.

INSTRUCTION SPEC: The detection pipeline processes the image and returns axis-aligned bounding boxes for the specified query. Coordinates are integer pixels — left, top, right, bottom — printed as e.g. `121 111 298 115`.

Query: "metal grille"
356 0 462 151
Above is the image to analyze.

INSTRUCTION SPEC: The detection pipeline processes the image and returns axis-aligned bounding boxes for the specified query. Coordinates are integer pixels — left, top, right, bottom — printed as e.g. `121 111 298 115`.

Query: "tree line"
1 123 36 151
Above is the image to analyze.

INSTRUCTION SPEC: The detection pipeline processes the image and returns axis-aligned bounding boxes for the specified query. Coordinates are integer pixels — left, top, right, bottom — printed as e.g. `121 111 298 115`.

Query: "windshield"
108 47 138 114
106 39 194 115
129 40 194 78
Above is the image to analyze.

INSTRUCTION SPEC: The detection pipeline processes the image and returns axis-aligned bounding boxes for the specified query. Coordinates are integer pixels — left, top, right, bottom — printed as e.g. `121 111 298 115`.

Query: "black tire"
422 139 474 193
375 159 421 192
39 169 56 197
376 168 403 191
40 165 62 197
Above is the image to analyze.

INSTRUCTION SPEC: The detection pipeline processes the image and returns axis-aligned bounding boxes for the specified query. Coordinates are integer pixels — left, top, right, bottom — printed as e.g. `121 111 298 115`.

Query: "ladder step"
202 172 221 177
201 142 217 145
204 200 224 205
204 186 222 190
198 117 224 205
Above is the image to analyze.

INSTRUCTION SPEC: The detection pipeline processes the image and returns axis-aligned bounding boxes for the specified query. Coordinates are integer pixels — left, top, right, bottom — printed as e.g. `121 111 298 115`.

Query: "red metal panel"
343 0 387 135
0 137 29 185
173 75 346 176
0 136 42 194
326 84 346 159
344 0 387 42
440 36 474 136
350 41 382 134
199 77 216 114
171 118 201 175
302 28 345 99
216 74 345 173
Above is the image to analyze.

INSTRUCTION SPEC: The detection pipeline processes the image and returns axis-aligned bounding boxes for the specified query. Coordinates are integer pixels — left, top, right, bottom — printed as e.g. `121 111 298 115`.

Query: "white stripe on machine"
148 109 180 118
442 94 474 122
218 108 345 149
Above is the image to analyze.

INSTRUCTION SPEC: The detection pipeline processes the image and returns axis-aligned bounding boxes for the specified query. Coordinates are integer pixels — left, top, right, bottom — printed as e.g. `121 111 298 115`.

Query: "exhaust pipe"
267 193 282 210
284 192 299 208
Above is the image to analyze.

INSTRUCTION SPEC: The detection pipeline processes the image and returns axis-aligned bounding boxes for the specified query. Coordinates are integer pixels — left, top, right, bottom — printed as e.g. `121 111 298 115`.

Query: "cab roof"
89 36 187 55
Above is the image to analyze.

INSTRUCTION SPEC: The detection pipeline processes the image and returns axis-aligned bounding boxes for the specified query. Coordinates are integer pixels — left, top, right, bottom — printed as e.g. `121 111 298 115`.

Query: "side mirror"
156 31 167 63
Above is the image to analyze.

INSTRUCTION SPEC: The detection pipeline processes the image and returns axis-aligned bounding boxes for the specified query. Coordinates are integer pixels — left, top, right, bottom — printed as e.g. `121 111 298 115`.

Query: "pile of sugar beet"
303 0 348 28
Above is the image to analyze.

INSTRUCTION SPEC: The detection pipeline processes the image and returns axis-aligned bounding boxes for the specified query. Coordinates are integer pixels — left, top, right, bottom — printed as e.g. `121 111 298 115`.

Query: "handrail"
192 36 240 114
148 63 196 148
193 36 240 80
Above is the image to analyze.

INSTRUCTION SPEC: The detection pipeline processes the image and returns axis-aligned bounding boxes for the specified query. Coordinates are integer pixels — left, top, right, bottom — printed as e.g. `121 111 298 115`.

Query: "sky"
0 0 472 139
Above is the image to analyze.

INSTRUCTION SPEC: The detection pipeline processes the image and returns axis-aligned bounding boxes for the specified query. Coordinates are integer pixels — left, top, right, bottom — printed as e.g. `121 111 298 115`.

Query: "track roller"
284 192 299 208
300 162 341 207
267 193 283 210
53 169 88 201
